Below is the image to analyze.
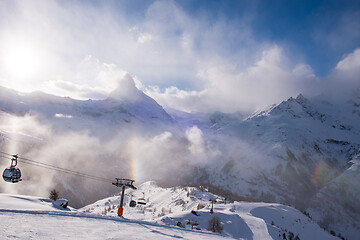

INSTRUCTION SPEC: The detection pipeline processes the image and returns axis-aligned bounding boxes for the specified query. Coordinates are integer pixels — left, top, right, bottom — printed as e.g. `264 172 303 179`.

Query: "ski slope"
0 182 335 240
0 194 230 240
0 209 230 240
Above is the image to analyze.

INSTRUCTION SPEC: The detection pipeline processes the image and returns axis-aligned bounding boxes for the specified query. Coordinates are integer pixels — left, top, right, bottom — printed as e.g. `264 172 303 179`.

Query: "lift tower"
112 178 137 216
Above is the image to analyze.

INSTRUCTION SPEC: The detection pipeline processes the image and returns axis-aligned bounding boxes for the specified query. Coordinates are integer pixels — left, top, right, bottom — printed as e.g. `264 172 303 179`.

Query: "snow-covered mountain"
0 75 176 211
0 182 337 240
192 94 360 239
0 77 359 239
0 74 174 138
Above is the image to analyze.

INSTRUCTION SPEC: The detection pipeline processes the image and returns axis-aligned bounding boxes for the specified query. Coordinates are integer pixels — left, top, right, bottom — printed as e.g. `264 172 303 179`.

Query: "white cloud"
146 45 318 113
324 48 360 98
335 48 360 72
38 55 129 99
43 79 109 100
186 126 205 155
55 113 73 119
0 0 256 99
292 63 316 80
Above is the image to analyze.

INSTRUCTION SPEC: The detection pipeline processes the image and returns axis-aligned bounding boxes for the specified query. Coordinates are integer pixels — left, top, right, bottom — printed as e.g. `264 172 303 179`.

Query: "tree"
49 189 59 201
207 215 223 233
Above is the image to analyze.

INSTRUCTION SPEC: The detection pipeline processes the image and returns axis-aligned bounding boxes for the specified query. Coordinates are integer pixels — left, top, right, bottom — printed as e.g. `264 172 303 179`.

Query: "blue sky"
176 0 360 76
0 0 359 112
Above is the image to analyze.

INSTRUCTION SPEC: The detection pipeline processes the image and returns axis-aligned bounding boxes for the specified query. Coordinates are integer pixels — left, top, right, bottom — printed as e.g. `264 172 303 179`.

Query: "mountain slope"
186 94 360 239
0 186 336 240
76 182 338 239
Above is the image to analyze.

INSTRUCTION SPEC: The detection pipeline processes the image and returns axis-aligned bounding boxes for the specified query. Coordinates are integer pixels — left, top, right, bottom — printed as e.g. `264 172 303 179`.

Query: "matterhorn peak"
295 93 306 102
109 73 141 101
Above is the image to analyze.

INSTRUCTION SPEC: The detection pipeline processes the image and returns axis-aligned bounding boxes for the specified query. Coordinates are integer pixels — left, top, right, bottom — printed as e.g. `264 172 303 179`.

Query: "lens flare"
311 162 332 188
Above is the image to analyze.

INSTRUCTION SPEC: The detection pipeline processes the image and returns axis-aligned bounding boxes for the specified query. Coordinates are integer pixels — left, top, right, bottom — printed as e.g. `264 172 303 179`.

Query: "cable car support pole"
119 185 126 215
112 178 136 216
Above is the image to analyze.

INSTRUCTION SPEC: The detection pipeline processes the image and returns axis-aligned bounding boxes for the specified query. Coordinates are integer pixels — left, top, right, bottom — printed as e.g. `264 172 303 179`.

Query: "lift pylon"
112 178 137 216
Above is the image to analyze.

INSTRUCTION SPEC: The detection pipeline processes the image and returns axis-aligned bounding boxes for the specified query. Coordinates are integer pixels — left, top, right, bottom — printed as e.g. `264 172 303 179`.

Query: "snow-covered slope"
307 152 360 239
0 192 228 240
185 94 360 239
79 181 336 240
0 182 334 240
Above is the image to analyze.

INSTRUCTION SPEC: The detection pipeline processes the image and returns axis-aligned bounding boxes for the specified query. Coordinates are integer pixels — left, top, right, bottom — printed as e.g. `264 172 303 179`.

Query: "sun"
0 39 46 92
2 42 42 80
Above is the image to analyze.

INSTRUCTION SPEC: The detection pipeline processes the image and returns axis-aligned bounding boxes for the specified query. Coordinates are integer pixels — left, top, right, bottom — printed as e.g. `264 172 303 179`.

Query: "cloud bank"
147 45 319 113
0 0 359 114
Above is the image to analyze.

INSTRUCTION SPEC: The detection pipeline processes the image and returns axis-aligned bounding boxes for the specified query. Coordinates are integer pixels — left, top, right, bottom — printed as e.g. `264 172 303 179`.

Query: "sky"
0 0 359 113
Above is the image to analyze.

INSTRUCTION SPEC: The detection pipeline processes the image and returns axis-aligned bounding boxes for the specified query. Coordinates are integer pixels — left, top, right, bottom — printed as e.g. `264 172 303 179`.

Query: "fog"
0 103 278 208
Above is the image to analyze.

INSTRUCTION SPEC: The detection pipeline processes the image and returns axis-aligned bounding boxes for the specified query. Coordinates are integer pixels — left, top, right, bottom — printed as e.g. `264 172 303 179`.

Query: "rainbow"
128 138 138 181
311 162 332 188
103 130 139 181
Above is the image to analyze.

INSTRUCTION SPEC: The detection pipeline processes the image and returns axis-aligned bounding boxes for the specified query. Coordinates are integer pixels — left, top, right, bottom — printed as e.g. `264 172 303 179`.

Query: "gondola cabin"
3 168 22 183
129 200 136 207
2 154 22 183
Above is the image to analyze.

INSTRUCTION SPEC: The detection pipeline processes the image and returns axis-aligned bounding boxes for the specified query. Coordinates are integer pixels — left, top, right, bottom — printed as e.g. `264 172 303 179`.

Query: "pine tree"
49 189 59 201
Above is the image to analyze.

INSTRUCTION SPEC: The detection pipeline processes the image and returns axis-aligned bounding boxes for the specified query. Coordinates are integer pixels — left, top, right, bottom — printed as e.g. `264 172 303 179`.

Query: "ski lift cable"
20 161 112 182
0 153 111 183
0 151 113 183
21 160 111 182
0 151 112 183
1 156 108 183
0 155 12 160
19 157 112 183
